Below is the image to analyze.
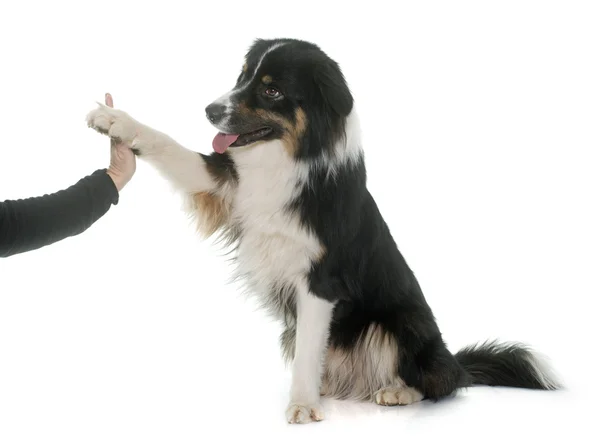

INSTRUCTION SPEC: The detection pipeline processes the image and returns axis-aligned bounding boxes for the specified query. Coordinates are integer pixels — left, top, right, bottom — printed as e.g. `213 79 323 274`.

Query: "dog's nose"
205 103 226 124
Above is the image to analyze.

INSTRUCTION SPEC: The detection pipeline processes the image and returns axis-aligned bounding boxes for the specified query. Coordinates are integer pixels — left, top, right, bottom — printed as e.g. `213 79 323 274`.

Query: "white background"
1 1 598 435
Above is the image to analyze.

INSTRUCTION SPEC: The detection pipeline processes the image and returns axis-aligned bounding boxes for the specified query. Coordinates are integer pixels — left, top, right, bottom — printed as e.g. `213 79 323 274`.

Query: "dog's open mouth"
212 127 273 154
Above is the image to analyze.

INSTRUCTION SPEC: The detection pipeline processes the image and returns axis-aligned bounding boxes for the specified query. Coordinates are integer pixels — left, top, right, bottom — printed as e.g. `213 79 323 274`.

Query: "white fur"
320 323 406 401
329 105 363 167
228 141 336 425
308 105 364 183
213 91 236 117
238 41 288 95
211 41 289 131
526 349 563 390
227 141 320 304
286 284 334 424
86 85 563 423
374 386 424 406
85 97 360 425
86 104 216 194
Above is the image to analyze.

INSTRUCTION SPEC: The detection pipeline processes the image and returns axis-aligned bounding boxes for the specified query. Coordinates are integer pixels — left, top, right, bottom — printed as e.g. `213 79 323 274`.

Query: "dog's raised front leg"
85 103 230 195
286 282 334 424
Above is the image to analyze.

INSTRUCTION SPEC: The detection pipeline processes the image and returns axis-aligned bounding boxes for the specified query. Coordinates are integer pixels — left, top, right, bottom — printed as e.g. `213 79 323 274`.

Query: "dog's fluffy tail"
455 340 562 390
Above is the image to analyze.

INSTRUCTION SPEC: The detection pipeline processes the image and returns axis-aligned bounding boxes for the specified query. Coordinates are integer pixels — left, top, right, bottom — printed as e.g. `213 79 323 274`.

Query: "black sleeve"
0 169 120 258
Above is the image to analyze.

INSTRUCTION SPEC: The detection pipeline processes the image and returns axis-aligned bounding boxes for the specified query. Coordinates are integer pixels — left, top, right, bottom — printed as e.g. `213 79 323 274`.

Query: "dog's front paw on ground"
86 104 138 145
286 402 324 424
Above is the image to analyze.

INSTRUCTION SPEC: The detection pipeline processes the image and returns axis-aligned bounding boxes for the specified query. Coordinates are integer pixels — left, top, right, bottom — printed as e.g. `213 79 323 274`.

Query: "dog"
85 38 561 424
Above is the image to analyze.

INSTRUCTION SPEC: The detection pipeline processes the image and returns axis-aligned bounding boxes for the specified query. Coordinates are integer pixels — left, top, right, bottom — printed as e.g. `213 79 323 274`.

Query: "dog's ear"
314 59 353 117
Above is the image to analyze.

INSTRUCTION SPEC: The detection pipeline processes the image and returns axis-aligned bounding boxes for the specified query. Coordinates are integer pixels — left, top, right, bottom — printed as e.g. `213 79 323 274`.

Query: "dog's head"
205 38 353 160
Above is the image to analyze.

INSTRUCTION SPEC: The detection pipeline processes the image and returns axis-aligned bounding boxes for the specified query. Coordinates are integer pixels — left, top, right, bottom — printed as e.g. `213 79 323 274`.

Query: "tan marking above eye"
243 63 248 72
262 75 273 85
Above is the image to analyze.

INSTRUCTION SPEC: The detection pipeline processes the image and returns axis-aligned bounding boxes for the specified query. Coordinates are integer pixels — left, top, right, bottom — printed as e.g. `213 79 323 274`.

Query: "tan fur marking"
243 63 248 72
262 75 273 84
254 107 308 157
234 104 308 157
237 101 248 112
282 107 308 157
190 192 230 238
374 386 424 406
320 323 403 401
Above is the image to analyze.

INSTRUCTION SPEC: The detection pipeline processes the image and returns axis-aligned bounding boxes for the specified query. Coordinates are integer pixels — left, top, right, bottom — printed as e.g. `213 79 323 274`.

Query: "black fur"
294 154 473 400
276 38 558 399
222 38 354 161
206 38 560 402
455 340 558 389
200 152 238 187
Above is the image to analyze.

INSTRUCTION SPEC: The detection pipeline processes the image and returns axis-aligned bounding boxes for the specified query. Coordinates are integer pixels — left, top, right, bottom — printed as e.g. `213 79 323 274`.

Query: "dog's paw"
286 402 324 424
86 104 139 146
374 386 423 406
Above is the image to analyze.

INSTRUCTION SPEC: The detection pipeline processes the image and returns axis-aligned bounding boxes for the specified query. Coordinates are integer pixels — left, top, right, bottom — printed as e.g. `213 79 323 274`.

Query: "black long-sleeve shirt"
0 169 119 258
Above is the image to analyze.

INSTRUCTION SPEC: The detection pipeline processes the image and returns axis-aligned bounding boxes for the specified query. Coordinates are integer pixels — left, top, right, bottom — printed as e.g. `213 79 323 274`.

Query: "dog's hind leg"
373 385 424 406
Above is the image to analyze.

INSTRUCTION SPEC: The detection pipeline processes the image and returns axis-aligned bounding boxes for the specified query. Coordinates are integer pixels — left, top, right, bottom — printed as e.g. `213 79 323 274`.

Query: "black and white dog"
86 38 561 424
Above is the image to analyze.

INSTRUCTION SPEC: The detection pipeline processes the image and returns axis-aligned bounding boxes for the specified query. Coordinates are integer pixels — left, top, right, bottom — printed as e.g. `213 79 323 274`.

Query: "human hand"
104 93 136 191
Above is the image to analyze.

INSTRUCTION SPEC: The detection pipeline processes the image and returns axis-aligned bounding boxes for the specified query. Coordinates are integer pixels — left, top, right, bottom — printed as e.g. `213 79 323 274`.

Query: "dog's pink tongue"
212 133 239 154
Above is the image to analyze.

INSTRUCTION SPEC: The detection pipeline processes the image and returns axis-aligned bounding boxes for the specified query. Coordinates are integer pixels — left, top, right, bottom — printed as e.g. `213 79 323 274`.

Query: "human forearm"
0 169 119 257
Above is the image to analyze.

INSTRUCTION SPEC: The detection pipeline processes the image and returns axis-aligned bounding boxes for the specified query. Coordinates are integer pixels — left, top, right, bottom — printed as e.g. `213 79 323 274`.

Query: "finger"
105 93 116 146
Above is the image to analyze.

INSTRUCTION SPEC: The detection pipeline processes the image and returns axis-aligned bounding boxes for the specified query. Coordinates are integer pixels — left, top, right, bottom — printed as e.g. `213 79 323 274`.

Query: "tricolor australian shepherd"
86 38 561 424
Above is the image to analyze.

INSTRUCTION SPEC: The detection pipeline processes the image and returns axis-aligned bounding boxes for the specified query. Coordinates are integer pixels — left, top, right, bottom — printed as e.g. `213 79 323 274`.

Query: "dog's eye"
265 87 281 98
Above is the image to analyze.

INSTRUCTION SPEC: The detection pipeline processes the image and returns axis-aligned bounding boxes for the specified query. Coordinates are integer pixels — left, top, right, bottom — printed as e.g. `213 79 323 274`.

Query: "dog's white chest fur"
229 141 322 317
